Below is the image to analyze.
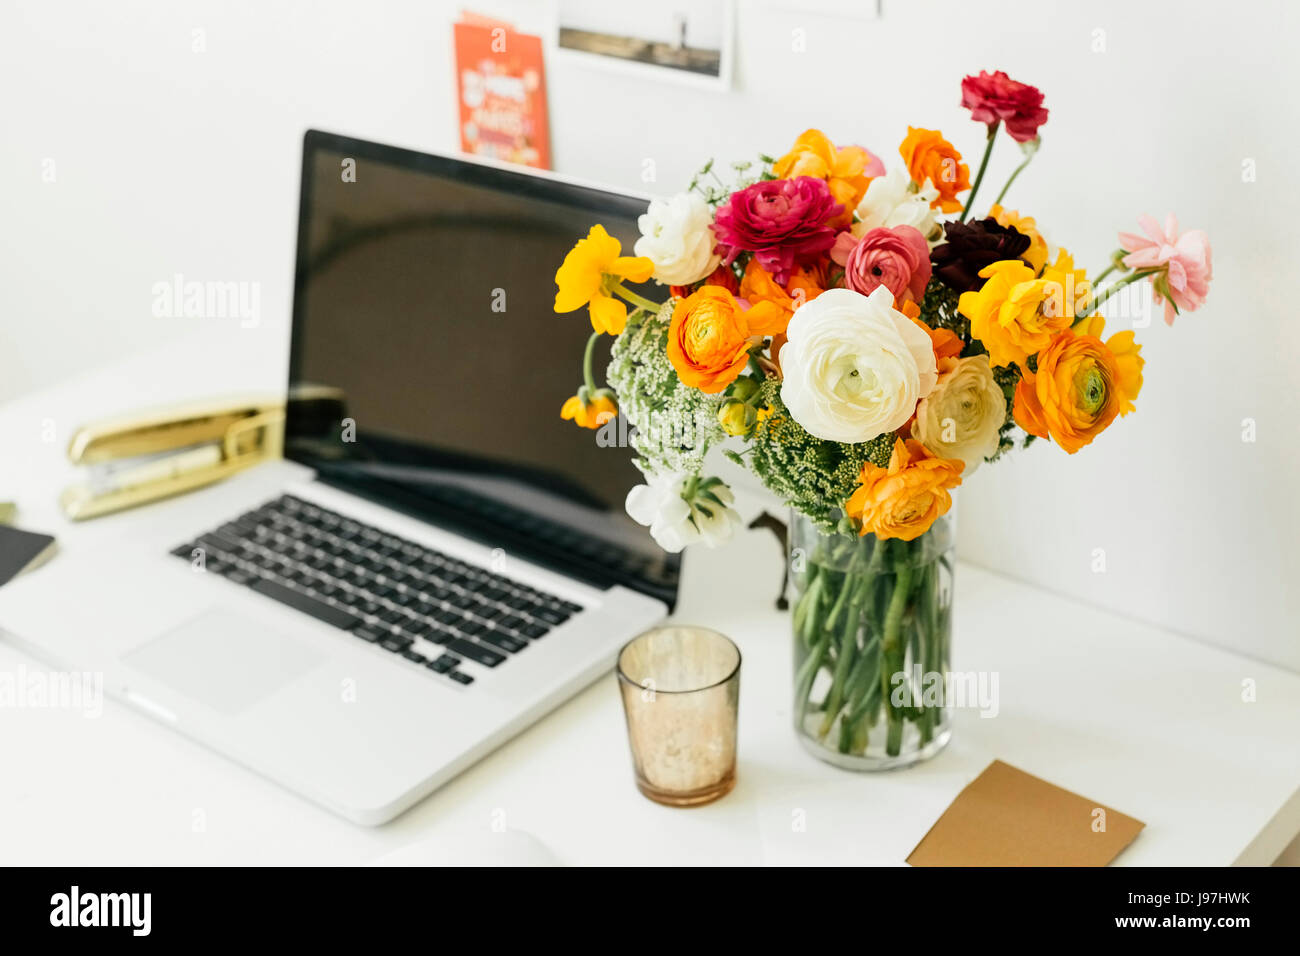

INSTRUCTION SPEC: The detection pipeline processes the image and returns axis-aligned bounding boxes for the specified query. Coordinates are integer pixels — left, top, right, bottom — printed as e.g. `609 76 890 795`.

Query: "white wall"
3 0 1298 670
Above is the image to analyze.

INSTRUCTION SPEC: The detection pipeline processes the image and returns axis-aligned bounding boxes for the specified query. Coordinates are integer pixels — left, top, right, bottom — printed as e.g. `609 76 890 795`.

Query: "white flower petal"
634 192 721 286
780 288 927 443
624 483 662 526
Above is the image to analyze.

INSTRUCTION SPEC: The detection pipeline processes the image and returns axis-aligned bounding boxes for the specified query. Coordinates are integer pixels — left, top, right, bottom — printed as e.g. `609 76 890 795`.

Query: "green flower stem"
818 598 860 739
815 538 878 738
792 572 823 646
825 542 868 632
793 525 951 759
580 331 600 394
1076 267 1161 322
958 123 999 224
1091 249 1129 286
907 611 924 726
881 544 915 757
915 562 938 744
614 283 664 315
794 628 830 726
991 149 1035 208
839 636 881 753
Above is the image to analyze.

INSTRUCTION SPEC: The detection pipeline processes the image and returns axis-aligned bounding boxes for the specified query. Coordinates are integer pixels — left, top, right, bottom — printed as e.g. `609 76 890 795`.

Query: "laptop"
0 130 677 824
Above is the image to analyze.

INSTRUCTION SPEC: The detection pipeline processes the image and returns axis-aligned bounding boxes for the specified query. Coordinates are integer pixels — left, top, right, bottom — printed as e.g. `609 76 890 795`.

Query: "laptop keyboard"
167 494 583 687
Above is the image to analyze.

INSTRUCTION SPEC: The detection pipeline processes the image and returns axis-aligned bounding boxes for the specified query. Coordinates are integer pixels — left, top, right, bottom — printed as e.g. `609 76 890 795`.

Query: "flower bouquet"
554 71 1212 768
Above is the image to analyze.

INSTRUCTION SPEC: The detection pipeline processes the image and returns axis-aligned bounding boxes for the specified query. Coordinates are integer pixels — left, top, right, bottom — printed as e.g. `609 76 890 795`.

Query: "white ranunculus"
634 192 721 286
625 471 740 553
852 167 941 242
780 287 937 444
913 355 1006 475
691 480 741 548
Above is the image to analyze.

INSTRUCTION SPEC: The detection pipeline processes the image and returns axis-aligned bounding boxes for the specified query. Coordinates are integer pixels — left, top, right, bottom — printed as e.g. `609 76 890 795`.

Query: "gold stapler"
60 395 286 521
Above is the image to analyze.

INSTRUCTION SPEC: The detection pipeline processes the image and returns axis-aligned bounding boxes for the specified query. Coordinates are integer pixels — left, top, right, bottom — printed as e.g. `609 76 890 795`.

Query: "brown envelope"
907 760 1145 867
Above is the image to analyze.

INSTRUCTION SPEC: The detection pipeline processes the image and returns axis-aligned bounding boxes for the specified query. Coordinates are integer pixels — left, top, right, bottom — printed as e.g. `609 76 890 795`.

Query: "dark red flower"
960 70 1048 143
931 218 1033 294
713 177 841 284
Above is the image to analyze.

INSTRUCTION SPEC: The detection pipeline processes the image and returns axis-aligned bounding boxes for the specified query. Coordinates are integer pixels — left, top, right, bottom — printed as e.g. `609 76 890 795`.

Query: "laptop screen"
285 131 680 606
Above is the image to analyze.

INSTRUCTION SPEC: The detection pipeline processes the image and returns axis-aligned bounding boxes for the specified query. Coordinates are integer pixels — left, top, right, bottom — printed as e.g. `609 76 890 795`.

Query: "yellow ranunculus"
913 355 1007 475
554 225 654 335
988 204 1049 274
958 259 1073 369
560 391 618 430
773 129 874 226
1040 247 1092 322
1012 314 1143 454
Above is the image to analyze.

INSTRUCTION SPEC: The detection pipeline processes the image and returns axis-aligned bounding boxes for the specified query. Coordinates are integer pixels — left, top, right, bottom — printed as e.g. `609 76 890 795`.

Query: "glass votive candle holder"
616 626 741 807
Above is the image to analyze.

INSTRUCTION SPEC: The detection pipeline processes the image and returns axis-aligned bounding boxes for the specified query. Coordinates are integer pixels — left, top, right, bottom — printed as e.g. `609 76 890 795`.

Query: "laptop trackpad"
123 609 325 715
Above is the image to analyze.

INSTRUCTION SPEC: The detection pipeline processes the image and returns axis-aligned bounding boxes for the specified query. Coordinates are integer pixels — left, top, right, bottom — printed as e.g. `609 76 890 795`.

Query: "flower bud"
730 375 760 402
718 400 755 436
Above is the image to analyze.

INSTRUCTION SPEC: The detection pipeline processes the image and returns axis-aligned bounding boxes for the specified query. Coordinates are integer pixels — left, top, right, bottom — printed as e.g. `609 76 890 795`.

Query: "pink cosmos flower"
1118 213 1213 325
713 176 842 284
831 225 931 304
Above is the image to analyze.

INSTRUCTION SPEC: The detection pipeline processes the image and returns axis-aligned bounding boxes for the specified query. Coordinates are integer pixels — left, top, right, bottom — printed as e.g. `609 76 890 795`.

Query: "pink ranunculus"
713 176 842 284
1118 213 1213 325
862 148 886 179
960 70 1049 143
830 225 932 304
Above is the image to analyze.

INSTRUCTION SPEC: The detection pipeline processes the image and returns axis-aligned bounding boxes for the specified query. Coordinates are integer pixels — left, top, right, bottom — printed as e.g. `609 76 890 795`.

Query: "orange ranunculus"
899 127 970 213
560 391 618 430
1013 314 1143 454
957 259 1072 369
739 259 824 332
668 286 785 393
554 224 655 335
988 204 1050 274
846 438 964 541
774 129 875 226
908 314 965 362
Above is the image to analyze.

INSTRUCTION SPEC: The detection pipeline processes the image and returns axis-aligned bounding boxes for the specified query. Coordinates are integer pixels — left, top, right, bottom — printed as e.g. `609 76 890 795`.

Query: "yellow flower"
958 259 1072 369
554 225 655 334
913 355 1007 475
1012 314 1143 453
560 391 617 430
773 129 874 226
1039 247 1092 322
988 204 1049 274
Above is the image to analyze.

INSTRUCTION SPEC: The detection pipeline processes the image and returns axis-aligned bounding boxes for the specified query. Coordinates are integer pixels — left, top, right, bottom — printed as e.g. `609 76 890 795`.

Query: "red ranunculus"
712 177 842 284
960 70 1048 143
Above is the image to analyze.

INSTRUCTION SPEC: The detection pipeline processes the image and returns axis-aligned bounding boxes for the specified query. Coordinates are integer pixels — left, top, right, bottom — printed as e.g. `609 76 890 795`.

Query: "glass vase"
790 508 955 770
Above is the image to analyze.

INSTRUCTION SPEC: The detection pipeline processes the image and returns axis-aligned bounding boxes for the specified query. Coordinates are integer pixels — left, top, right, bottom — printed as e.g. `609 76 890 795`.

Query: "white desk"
2 330 1298 866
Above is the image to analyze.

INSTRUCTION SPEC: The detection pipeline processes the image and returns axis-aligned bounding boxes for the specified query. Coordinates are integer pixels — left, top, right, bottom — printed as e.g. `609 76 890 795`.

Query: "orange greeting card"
453 16 550 170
